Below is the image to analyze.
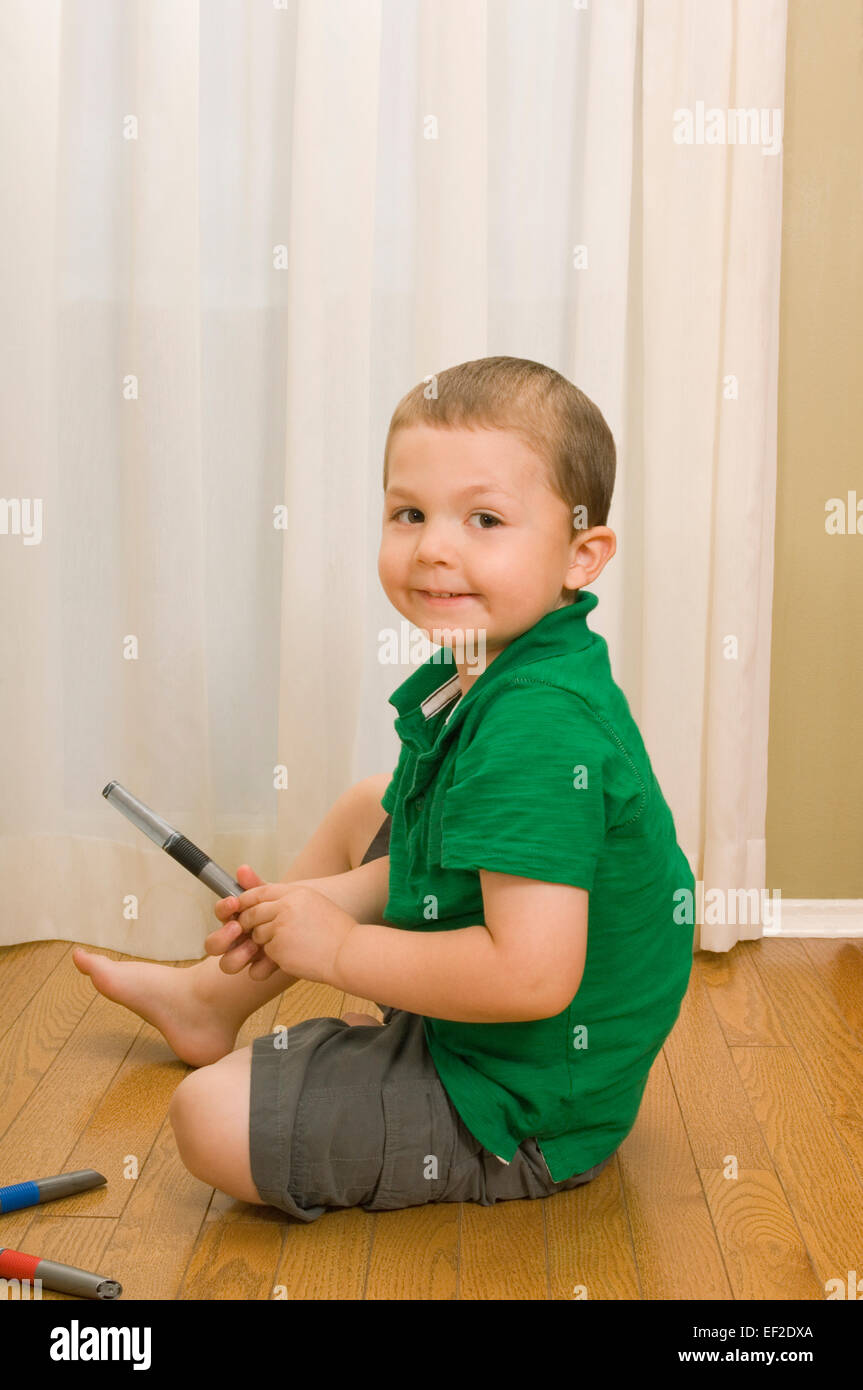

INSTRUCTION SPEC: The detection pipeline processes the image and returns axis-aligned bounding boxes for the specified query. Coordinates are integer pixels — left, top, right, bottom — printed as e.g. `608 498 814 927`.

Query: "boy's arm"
281 853 391 929
331 871 589 1024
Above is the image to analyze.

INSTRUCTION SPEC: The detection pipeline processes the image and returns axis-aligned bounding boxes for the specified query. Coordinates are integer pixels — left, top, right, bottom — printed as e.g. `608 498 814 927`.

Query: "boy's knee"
168 1072 211 1162
168 1070 263 1205
168 1075 193 1135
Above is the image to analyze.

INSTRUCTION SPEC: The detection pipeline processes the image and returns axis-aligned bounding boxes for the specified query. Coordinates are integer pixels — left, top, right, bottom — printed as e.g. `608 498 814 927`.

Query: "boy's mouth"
415 590 477 604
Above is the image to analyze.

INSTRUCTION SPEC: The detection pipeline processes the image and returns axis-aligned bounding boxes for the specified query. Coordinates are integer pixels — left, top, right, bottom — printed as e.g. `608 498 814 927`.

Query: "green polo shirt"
380 590 695 1181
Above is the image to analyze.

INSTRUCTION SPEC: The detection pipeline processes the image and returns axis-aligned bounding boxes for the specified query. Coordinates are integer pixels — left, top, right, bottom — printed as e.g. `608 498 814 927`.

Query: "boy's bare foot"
71 948 242 1067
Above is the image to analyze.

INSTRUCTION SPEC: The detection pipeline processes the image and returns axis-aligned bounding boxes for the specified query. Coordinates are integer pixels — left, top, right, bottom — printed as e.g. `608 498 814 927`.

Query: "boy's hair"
383 356 616 604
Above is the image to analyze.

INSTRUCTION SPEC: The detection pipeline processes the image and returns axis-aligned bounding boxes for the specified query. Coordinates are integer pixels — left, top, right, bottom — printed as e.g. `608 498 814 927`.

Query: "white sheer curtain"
0 0 786 959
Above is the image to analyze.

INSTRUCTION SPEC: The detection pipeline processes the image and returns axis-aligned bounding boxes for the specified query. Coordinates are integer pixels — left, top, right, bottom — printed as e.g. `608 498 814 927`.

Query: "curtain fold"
0 0 787 959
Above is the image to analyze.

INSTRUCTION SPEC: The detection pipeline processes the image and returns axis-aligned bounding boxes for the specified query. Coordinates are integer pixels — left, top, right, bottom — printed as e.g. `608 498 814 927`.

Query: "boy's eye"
390 508 501 528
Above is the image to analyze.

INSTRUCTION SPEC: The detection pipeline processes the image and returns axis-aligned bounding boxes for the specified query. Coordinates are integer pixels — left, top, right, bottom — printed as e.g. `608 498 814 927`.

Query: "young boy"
74 356 695 1220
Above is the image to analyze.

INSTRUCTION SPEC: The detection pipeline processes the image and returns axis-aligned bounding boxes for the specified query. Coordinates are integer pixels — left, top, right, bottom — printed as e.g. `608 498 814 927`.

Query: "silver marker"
102 783 249 944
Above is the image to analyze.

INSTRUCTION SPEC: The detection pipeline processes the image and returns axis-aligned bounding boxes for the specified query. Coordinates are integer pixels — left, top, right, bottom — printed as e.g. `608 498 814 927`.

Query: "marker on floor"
0 1169 107 1214
0 1246 122 1299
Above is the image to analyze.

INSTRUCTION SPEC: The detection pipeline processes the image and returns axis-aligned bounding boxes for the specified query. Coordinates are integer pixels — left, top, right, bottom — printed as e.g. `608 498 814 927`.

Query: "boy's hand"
209 865 279 978
211 880 357 984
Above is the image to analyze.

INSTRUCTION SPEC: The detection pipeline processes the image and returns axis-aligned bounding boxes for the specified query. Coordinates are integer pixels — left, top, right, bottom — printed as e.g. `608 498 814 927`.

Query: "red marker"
0 1246 122 1299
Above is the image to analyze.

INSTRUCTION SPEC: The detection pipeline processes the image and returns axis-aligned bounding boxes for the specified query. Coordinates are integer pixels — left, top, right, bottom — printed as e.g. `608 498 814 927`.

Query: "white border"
764 900 863 937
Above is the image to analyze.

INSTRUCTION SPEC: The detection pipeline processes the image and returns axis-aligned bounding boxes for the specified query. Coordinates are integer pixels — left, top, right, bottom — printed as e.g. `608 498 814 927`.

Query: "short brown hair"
383 356 616 603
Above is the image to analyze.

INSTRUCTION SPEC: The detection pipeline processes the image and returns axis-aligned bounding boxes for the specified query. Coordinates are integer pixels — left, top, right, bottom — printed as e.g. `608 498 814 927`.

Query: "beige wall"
767 0 863 897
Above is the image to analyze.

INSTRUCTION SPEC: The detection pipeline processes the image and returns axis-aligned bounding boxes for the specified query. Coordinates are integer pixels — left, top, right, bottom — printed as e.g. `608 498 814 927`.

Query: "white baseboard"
764 900 863 937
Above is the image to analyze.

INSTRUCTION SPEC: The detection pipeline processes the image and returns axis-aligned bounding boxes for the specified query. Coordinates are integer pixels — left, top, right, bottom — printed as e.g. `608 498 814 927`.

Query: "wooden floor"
1 936 862 1300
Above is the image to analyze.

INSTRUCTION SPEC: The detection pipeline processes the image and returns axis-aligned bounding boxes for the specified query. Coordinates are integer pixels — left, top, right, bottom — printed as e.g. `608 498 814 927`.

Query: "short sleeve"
439 681 611 892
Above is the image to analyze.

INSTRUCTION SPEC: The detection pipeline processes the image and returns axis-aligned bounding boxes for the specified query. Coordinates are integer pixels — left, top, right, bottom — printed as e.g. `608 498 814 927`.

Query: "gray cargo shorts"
248 814 616 1222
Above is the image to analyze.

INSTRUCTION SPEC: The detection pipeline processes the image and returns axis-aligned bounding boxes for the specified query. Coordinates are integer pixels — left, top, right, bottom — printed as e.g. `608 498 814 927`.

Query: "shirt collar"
387 589 599 753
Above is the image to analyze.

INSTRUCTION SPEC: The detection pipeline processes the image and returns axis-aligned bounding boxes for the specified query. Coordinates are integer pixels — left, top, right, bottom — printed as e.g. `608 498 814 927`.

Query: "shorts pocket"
290 1084 386 1211
364 1080 456 1211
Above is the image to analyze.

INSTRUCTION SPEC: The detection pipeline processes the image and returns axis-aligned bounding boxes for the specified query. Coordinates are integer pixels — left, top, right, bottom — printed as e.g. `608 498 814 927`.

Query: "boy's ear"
566 526 617 589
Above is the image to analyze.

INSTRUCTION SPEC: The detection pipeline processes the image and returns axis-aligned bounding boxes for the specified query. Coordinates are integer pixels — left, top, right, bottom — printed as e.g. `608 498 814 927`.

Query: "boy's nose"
412 525 460 564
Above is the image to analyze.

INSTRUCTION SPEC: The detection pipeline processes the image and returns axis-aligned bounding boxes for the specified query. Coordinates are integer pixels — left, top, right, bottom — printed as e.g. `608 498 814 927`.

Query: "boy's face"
379 424 594 682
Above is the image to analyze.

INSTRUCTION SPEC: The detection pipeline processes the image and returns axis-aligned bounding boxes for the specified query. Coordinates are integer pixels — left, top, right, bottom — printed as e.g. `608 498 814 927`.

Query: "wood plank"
54 994 280 1222
273 979 348 1027
618 1050 732 1299
546 1156 641 1300
800 937 863 1043
666 954 821 1298
0 948 109 1143
178 1220 286 1300
0 991 143 1203
270 1207 376 1300
748 938 863 1179
699 1170 824 1300
696 943 789 1045
665 958 773 1167
96 1119 215 1300
459 1198 548 1299
730 1044 863 1288
0 941 70 1038
56 1027 186 1218
366 1204 459 1299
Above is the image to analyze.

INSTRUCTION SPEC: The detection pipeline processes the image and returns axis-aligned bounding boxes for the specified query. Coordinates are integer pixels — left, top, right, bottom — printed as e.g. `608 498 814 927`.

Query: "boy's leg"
72 773 392 1066
169 1044 263 1204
